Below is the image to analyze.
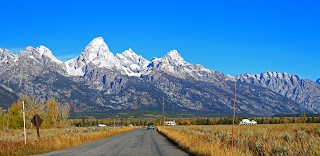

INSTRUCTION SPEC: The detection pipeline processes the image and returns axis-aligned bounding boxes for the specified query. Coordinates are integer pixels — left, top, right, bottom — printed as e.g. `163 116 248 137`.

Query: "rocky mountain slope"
0 37 318 116
0 85 18 109
235 72 320 113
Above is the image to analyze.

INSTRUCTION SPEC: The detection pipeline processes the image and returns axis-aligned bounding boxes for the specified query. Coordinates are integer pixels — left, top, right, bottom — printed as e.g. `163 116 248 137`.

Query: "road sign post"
31 114 43 138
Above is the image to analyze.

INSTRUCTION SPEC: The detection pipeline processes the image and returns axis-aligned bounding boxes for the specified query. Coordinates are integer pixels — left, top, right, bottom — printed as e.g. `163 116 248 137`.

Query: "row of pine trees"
0 95 70 129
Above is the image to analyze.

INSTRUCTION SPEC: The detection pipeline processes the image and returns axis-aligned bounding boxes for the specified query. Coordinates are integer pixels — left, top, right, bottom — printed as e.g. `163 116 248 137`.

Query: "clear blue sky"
0 0 319 81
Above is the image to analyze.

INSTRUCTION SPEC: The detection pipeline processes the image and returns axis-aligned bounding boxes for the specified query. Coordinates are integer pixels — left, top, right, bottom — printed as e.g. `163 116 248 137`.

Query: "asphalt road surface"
38 127 190 156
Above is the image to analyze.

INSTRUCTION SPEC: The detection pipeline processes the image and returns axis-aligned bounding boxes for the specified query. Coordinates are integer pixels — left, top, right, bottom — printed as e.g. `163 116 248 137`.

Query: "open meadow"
158 124 320 156
0 126 138 156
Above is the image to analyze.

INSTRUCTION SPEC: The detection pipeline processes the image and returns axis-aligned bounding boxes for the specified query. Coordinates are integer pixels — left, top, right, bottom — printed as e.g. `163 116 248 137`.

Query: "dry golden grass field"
158 124 320 156
0 126 138 156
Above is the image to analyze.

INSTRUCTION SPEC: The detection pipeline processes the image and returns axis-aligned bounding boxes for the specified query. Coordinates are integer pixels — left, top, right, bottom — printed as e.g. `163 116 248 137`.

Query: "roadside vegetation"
0 95 70 129
158 124 320 156
0 126 137 155
0 96 138 156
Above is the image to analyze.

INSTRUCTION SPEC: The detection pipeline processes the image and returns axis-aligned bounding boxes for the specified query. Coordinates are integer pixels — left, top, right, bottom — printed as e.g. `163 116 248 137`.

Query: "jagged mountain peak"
237 71 305 83
36 46 58 58
0 48 13 57
147 50 186 72
240 72 300 81
117 48 149 64
84 36 110 55
21 46 44 55
19 46 63 64
146 49 220 82
163 50 185 64
38 46 63 64
81 37 116 64
88 36 106 47
264 71 293 77
0 48 18 64
65 37 119 76
36 45 53 55
119 48 138 58
116 48 150 77
0 48 9 53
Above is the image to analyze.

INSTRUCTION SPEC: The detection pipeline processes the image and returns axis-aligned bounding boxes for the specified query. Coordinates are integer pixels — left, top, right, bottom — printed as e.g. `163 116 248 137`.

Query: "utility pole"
162 97 165 127
232 82 237 148
113 118 115 130
22 101 26 145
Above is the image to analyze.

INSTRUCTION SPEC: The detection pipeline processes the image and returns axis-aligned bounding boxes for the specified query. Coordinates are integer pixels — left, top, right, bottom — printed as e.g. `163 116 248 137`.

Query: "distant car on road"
147 123 155 130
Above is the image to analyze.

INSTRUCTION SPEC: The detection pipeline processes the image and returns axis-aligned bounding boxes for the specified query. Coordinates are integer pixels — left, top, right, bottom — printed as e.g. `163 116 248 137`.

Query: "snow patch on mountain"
116 48 150 77
64 59 85 76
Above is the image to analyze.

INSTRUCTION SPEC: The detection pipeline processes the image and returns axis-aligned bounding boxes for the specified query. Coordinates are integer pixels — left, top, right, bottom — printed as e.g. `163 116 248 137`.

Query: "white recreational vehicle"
165 121 176 126
239 119 257 125
98 124 107 127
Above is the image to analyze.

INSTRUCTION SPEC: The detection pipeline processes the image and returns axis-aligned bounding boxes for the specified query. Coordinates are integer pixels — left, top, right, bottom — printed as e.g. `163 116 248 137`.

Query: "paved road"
38 128 190 156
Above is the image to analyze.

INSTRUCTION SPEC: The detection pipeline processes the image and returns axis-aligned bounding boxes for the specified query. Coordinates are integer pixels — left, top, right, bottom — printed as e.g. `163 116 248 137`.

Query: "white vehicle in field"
239 119 257 125
165 121 176 126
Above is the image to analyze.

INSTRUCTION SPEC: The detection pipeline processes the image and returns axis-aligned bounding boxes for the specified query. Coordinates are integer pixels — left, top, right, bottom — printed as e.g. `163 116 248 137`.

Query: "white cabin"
165 121 177 126
239 119 257 125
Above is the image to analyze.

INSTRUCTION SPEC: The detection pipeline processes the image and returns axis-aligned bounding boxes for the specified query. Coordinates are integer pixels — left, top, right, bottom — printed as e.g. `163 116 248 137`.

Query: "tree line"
0 95 70 130
1 96 318 129
174 114 320 125
69 113 320 127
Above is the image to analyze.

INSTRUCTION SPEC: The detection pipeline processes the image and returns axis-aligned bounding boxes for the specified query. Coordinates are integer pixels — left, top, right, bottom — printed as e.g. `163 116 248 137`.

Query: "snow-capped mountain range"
63 37 216 81
0 37 319 116
54 37 180 78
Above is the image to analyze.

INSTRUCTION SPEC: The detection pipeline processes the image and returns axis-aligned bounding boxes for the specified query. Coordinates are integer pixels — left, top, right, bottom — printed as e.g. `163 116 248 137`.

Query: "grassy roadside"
0 126 138 156
157 126 236 156
158 124 320 156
